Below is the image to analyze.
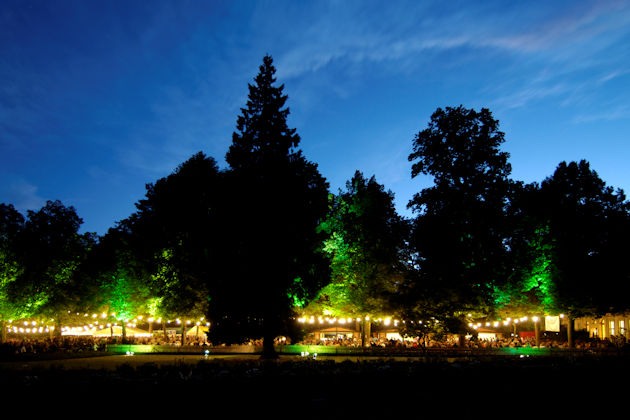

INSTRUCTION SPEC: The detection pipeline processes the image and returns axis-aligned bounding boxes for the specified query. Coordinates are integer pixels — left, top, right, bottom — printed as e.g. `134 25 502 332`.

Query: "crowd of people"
296 333 630 351
0 336 107 356
0 333 212 358
1 330 628 358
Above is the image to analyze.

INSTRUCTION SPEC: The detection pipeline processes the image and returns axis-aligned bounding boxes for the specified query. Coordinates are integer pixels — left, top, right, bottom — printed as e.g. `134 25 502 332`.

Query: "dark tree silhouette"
493 160 630 346
404 106 514 337
211 55 329 357
112 152 223 343
539 161 630 318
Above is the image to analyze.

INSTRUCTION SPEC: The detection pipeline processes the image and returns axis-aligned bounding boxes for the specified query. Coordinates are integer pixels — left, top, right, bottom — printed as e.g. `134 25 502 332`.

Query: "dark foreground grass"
1 355 627 416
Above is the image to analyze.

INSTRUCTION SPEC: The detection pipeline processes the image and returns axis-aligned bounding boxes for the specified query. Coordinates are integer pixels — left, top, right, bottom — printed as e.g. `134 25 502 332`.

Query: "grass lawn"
1 352 628 416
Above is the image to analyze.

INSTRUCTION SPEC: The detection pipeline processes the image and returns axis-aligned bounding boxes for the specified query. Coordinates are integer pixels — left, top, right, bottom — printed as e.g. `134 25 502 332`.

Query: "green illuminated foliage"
522 227 554 308
104 271 134 321
145 297 162 318
309 171 409 320
97 246 152 324
150 247 207 320
0 204 26 341
287 277 308 308
493 221 556 318
6 201 95 330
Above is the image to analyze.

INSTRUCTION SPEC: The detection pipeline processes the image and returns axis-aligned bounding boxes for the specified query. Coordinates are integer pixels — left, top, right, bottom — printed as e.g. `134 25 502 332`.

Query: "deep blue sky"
2 0 629 235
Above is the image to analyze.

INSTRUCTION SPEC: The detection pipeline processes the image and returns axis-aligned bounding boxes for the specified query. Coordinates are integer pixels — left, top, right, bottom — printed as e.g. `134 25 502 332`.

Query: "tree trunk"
55 318 62 338
261 336 277 359
259 311 279 359
261 322 278 359
535 320 540 347
567 317 575 348
181 324 187 346
0 320 5 344
361 318 371 347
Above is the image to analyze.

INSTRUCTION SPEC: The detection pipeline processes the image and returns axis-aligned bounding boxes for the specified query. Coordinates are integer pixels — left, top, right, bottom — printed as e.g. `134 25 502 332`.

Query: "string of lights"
5 312 565 336
3 313 210 336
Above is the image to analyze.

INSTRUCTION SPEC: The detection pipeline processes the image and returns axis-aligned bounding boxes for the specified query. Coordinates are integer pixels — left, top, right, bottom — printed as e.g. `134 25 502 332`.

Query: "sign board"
545 316 560 332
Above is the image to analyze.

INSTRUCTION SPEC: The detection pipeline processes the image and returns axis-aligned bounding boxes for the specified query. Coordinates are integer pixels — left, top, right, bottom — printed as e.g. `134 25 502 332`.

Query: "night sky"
2 0 629 235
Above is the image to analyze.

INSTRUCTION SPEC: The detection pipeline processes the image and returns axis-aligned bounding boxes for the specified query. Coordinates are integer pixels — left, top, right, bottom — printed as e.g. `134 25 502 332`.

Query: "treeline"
1 56 629 355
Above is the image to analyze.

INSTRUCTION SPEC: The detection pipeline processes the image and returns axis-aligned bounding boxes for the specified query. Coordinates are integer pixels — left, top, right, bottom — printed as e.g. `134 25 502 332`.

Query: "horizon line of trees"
2 56 629 353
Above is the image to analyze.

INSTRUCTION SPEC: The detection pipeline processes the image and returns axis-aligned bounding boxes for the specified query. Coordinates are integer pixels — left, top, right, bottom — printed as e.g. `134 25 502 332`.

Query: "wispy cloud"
572 105 630 123
270 0 630 116
597 69 630 84
274 1 629 75
0 176 45 213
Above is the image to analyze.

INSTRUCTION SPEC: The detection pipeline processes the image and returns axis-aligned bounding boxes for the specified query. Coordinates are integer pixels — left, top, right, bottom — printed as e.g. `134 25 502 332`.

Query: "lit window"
610 321 615 336
620 320 626 336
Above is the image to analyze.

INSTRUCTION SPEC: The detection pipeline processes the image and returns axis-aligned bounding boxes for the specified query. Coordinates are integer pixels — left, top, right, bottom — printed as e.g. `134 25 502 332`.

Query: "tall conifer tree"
212 56 329 357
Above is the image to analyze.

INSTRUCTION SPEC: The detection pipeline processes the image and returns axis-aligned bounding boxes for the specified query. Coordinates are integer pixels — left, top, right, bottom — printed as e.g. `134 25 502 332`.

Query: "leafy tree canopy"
310 171 409 319
405 106 514 331
115 152 222 323
539 160 630 317
0 204 26 342
8 200 95 327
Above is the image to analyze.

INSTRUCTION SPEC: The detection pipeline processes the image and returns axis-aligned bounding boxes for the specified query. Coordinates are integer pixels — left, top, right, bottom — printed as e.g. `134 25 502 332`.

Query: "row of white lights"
5 316 210 333
297 314 566 329
8 313 566 334
468 314 565 330
297 316 401 326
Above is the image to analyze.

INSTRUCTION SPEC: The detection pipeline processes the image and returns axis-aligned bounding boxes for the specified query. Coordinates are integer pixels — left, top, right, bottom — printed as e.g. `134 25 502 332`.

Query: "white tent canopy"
186 325 208 336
